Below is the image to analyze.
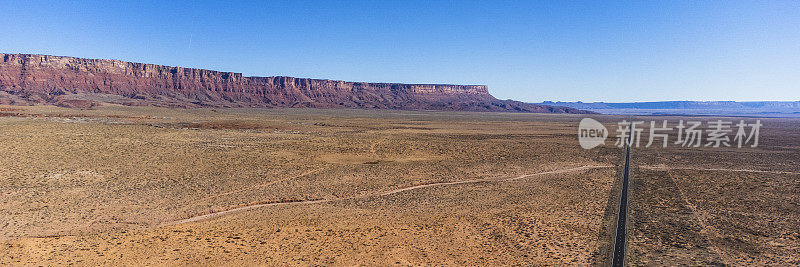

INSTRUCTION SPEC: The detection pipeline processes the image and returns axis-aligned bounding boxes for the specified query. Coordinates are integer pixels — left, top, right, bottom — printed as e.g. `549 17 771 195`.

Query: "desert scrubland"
0 105 797 265
627 118 800 266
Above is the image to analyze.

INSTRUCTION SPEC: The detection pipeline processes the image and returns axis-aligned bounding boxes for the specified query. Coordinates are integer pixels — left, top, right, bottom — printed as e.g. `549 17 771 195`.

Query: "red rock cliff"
0 53 587 113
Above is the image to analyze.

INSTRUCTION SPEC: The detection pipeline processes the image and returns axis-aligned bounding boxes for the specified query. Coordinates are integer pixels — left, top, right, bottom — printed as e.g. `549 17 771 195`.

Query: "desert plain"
0 104 798 266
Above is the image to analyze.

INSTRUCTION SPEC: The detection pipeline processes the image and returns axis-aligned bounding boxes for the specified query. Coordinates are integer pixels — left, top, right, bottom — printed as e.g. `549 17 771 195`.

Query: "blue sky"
2 0 798 102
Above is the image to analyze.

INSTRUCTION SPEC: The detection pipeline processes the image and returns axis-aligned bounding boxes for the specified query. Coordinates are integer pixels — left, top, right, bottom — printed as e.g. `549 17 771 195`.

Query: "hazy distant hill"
537 101 800 117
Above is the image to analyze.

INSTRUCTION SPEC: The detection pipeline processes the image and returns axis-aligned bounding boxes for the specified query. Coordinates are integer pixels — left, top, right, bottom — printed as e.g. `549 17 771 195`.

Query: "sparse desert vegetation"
0 105 797 265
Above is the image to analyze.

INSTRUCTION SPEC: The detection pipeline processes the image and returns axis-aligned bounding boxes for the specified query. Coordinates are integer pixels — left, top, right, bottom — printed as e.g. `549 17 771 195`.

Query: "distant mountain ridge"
0 53 590 113
539 101 800 117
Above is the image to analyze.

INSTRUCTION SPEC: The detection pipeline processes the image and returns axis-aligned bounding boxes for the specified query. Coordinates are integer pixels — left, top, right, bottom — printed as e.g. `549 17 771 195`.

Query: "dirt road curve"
160 164 615 227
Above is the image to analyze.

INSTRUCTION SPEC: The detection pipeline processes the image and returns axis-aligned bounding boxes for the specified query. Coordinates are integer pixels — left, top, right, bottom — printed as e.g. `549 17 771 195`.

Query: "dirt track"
2 105 798 265
162 165 615 227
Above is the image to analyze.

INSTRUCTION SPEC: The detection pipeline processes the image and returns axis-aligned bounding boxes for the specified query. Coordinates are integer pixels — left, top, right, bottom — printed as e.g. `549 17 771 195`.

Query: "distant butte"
0 53 589 113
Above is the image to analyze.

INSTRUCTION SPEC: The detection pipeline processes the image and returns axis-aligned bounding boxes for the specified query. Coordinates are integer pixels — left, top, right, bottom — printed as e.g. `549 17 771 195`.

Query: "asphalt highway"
611 124 633 267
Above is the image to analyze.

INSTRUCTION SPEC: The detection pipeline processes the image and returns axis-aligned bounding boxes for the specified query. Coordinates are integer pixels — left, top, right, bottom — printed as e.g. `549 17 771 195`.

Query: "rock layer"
0 53 587 113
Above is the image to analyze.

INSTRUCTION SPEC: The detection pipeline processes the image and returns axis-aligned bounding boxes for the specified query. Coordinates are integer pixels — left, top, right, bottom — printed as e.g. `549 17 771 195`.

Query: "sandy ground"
0 104 798 265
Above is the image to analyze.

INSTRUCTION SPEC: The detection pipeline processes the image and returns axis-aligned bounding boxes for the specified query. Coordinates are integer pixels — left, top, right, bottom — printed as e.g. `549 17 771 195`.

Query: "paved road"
612 125 633 267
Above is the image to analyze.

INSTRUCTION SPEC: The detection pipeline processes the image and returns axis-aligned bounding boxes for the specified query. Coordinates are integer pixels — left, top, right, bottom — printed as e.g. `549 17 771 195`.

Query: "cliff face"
0 53 588 113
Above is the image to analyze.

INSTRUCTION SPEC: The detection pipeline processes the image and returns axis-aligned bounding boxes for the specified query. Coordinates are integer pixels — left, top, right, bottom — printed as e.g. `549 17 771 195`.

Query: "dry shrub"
186 120 291 130
54 99 98 109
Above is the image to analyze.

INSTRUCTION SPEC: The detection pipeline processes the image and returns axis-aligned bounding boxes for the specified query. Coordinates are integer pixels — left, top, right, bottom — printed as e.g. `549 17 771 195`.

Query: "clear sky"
2 0 798 102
